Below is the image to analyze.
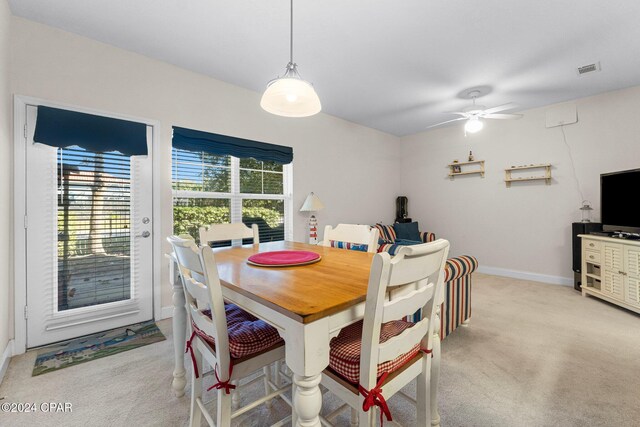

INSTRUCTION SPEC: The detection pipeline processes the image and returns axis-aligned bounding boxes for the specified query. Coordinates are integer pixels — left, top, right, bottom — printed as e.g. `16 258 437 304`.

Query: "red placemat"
247 250 321 267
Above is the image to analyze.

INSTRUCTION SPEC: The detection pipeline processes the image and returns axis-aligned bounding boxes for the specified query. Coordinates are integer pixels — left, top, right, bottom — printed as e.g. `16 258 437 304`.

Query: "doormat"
32 320 166 376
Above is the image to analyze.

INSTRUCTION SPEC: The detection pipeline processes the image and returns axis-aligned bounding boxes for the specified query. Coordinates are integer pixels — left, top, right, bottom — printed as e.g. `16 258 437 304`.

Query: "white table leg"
293 374 323 427
169 257 187 398
285 319 330 427
430 313 442 427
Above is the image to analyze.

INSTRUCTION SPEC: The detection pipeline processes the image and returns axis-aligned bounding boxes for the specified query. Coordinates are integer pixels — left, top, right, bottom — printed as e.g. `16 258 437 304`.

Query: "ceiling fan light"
261 75 321 118
464 117 484 133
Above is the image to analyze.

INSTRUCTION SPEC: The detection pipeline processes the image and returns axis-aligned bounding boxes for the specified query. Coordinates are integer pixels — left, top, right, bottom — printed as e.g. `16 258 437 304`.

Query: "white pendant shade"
261 0 321 118
300 192 324 212
261 76 321 118
464 117 484 133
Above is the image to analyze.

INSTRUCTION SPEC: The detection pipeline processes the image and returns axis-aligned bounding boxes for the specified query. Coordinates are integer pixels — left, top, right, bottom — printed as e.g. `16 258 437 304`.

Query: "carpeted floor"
1 273 639 426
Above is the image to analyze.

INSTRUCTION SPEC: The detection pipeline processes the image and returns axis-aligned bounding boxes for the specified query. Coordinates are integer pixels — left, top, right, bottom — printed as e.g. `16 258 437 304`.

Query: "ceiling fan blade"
445 112 469 117
483 113 523 120
483 103 516 114
425 117 467 129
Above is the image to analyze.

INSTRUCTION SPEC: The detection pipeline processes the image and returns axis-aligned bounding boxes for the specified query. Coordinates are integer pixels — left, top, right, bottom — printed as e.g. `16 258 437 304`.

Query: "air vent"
577 62 601 75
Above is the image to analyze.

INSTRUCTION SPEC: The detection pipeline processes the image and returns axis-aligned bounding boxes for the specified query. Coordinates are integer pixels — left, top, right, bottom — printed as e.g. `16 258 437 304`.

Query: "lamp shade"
300 192 324 212
261 77 321 118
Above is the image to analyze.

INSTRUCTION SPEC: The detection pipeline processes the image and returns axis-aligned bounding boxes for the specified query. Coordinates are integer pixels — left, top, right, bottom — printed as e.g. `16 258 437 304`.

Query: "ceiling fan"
427 89 523 134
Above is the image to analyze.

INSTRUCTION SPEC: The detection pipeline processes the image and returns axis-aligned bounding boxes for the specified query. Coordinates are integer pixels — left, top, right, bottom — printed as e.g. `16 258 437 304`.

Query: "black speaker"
572 222 602 290
395 196 408 223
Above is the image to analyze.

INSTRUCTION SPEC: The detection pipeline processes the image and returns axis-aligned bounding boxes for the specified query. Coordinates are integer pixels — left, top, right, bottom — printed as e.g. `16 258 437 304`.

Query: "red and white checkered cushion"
329 319 420 384
192 303 283 359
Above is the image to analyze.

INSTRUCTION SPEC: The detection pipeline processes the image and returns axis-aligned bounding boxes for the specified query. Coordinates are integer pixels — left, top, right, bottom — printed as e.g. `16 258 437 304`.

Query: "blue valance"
34 106 148 156
172 126 293 165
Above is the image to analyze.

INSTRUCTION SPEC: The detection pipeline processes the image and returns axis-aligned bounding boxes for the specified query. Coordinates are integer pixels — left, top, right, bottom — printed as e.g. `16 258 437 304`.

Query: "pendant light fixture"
260 0 321 117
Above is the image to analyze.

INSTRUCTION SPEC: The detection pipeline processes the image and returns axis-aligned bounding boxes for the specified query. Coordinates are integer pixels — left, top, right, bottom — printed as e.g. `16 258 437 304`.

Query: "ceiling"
9 0 640 136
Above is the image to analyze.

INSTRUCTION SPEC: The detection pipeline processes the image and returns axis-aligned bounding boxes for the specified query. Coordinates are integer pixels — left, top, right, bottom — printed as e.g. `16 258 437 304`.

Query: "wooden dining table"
167 241 443 427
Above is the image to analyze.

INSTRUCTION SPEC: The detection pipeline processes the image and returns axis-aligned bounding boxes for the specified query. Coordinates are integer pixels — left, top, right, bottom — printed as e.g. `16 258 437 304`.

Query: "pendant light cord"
289 0 294 64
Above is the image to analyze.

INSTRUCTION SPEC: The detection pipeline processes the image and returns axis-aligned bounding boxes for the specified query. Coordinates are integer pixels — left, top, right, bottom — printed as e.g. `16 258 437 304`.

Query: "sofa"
372 224 478 340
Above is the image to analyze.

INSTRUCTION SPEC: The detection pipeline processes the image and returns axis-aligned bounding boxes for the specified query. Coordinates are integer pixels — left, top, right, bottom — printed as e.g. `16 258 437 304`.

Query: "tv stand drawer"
585 250 601 264
584 239 602 252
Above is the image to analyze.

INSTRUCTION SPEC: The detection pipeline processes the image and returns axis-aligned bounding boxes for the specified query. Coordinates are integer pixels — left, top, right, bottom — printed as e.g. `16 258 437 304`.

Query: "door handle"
136 231 151 238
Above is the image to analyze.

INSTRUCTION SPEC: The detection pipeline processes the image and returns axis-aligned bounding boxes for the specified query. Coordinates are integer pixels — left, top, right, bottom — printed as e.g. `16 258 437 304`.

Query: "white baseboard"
1 339 14 385
477 265 573 287
160 305 174 320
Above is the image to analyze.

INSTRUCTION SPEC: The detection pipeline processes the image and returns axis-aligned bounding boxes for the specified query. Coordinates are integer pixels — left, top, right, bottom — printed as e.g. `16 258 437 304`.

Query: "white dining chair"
167 236 291 427
320 239 450 426
321 224 379 253
198 222 287 391
199 222 259 247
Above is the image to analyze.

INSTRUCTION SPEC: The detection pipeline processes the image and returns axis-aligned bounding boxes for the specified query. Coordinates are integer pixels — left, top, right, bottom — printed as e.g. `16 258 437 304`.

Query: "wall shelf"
504 164 551 188
448 160 485 180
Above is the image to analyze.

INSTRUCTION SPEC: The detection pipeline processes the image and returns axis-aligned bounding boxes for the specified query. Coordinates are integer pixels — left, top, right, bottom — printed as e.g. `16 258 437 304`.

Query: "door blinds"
57 147 134 311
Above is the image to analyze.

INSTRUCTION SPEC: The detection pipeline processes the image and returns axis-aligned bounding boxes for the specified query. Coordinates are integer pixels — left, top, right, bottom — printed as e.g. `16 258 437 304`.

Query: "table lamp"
300 192 324 244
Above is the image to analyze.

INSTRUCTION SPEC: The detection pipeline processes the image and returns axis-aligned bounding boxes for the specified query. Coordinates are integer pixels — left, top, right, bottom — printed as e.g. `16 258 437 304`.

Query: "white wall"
10 17 401 331
400 86 640 284
0 0 12 361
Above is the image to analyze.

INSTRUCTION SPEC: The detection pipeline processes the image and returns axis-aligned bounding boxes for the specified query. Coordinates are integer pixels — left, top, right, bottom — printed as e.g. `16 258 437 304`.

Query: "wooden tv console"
579 234 640 314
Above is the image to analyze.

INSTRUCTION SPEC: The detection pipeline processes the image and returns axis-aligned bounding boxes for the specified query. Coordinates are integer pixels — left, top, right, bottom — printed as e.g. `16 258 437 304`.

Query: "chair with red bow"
321 239 450 426
167 236 291 427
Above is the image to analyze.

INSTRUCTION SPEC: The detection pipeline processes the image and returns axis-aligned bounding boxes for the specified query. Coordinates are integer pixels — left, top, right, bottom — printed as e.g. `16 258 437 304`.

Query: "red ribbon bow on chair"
358 372 392 425
185 331 200 378
207 363 236 395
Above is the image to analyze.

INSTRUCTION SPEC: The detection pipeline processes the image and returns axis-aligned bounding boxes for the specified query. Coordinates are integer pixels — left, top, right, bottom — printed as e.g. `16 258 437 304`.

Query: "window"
172 148 292 244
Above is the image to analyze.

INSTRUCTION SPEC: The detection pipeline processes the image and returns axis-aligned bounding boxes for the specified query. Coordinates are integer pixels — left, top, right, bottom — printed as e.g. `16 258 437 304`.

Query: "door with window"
24 105 154 347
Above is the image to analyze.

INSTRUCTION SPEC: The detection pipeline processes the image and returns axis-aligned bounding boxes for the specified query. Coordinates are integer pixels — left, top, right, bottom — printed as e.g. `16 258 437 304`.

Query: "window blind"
57 147 132 311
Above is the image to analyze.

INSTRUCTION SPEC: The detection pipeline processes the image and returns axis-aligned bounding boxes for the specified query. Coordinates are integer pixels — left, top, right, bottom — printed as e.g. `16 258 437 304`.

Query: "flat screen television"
601 168 640 233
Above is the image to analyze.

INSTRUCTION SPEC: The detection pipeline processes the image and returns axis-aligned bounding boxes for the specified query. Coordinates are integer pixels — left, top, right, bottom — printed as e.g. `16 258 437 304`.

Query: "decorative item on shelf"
452 160 461 173
580 200 594 222
299 192 324 244
468 150 474 161
260 0 321 117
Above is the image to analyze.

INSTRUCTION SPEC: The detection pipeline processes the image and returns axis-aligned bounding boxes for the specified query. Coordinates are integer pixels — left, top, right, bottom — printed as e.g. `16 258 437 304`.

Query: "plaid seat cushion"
192 304 283 359
328 319 420 384
330 240 368 252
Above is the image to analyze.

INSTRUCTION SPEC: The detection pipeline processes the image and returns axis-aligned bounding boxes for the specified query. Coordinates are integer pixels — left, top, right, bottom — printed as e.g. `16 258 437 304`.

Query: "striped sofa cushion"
373 224 396 243
330 240 368 252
